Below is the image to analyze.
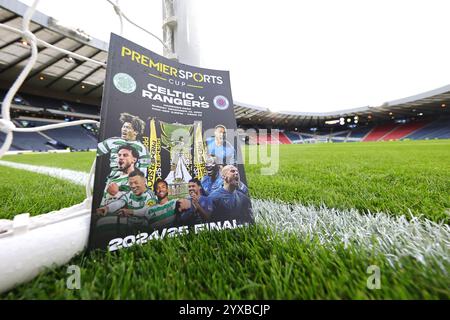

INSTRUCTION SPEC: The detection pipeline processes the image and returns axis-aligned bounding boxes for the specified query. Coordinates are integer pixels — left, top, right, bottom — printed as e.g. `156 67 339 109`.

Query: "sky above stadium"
20 0 450 113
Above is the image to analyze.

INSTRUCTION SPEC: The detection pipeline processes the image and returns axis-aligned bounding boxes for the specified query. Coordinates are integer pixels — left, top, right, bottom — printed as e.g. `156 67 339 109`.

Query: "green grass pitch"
0 140 449 299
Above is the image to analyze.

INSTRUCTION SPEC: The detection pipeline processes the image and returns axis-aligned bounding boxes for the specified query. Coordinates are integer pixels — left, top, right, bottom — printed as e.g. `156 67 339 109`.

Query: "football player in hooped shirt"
97 112 150 178
207 165 254 224
93 169 157 242
96 169 157 216
100 144 140 205
119 179 191 230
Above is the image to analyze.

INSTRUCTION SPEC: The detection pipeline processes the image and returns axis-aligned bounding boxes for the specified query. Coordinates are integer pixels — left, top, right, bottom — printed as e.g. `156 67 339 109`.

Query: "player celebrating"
201 155 248 196
207 165 254 224
101 144 139 205
179 178 211 224
97 112 150 177
96 169 157 216
119 179 191 230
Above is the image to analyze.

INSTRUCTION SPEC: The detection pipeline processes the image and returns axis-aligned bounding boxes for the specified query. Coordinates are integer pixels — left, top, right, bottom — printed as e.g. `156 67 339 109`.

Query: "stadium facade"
0 0 449 152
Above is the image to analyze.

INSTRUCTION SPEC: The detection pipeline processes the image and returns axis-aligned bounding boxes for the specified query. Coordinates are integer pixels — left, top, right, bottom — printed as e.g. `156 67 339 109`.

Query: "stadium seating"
0 120 98 152
0 133 16 150
0 90 100 115
404 118 450 140
278 132 292 144
19 94 64 110
251 131 292 144
0 131 53 151
45 125 98 150
284 132 303 144
362 123 397 141
2 87 449 151
348 126 373 140
256 133 279 144
380 121 428 141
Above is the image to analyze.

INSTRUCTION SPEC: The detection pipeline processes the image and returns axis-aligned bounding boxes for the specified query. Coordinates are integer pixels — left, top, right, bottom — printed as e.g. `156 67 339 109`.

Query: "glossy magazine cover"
88 34 253 251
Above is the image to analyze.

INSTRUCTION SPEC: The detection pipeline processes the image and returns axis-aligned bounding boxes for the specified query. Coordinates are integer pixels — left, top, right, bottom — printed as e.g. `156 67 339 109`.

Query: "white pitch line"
252 200 449 271
0 160 90 186
0 160 449 269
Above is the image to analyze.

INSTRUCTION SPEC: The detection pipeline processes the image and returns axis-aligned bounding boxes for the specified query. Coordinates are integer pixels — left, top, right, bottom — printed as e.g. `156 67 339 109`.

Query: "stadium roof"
0 0 108 106
234 85 450 128
0 0 449 128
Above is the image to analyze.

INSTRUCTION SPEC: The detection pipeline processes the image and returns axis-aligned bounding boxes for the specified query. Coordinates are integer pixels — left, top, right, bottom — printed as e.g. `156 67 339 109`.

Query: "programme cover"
88 34 253 251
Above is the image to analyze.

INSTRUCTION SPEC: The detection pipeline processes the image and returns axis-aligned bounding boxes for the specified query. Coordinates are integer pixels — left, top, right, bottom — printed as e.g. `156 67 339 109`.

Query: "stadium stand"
284 132 303 144
0 118 98 152
404 118 450 140
0 0 448 152
43 125 97 150
248 119 450 145
282 128 369 144
362 123 398 142
380 121 429 141
0 90 101 116
278 132 292 144
348 126 373 140
0 131 53 151
250 131 293 144
256 133 279 144
1 86 100 151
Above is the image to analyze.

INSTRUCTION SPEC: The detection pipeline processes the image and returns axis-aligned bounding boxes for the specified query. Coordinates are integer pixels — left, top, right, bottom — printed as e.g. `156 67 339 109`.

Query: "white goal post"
0 0 190 294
